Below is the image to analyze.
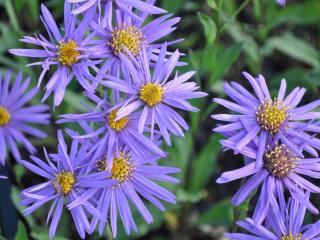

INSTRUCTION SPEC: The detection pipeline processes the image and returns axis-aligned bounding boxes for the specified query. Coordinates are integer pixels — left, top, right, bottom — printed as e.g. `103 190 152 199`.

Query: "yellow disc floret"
96 153 134 184
139 83 164 107
57 40 80 66
109 24 144 56
0 107 11 126
54 171 76 195
107 109 129 132
256 98 289 135
265 144 299 178
111 153 134 183
281 233 303 240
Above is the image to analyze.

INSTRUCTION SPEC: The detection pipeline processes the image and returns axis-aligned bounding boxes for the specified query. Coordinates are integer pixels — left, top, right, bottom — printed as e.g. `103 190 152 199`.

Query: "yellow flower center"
107 109 129 132
0 107 11 126
256 98 289 135
139 83 164 107
281 233 303 240
96 153 134 184
111 153 134 183
57 40 80 66
54 171 76 194
265 144 299 178
109 24 144 56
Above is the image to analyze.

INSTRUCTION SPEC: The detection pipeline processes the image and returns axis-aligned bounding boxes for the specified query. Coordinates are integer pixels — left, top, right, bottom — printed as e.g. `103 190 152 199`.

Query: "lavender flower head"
58 91 166 168
217 137 320 223
101 44 207 145
10 2 99 106
277 0 286 6
212 72 320 162
68 0 166 17
70 144 180 238
0 70 50 164
21 130 115 239
226 193 320 240
89 8 180 78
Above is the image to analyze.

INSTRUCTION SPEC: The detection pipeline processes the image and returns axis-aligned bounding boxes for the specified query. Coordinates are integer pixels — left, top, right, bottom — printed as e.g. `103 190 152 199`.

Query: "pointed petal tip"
216 177 223 184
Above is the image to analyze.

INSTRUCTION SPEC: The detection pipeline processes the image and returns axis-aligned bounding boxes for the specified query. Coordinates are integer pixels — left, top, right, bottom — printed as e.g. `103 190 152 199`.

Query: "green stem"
231 178 246 233
218 0 252 34
233 0 252 20
4 0 20 32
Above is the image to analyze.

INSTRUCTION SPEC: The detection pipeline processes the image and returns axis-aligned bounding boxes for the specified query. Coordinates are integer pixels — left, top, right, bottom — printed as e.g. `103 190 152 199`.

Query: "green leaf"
210 42 243 84
263 33 320 68
14 222 28 240
4 0 20 32
234 197 251 222
26 0 39 22
0 23 21 54
197 12 217 45
188 135 221 193
232 189 257 224
197 199 233 227
190 98 206 133
160 0 183 14
200 44 217 73
13 165 25 183
207 0 218 11
31 228 69 240
177 189 206 203
226 24 261 69
63 89 95 112
253 0 261 19
267 0 320 29
165 132 193 184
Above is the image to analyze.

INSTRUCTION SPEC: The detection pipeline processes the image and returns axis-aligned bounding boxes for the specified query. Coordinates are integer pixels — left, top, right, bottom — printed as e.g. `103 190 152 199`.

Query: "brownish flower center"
265 144 299 178
96 152 134 184
281 233 303 240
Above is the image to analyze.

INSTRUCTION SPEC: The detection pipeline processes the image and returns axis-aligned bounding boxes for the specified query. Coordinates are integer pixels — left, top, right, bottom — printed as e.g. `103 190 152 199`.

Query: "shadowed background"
0 0 320 239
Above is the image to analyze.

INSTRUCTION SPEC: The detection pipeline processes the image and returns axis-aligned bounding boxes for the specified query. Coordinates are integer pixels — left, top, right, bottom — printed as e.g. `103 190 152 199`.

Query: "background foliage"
0 0 320 239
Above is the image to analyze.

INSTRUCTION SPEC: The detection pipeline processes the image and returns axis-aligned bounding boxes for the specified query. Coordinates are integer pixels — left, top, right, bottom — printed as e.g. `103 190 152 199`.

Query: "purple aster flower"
0 70 50 164
68 0 166 17
217 137 320 223
58 91 166 168
9 2 100 106
21 130 115 239
88 7 181 78
69 144 179 238
101 44 207 145
277 0 286 6
226 193 320 240
212 72 320 160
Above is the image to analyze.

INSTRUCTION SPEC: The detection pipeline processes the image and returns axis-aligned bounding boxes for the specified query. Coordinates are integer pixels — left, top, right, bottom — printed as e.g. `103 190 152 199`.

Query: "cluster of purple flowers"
213 72 320 239
9 0 206 239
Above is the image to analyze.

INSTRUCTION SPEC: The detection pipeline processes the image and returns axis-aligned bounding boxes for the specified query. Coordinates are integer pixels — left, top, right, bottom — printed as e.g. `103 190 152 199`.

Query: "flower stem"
233 0 252 20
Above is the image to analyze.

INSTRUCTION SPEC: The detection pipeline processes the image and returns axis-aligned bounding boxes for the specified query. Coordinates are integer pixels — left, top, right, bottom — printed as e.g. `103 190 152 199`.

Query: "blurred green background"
1 0 320 239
